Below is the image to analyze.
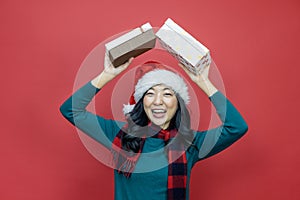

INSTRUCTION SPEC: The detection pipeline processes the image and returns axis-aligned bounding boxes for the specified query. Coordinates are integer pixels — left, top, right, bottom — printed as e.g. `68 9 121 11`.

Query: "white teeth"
152 109 165 113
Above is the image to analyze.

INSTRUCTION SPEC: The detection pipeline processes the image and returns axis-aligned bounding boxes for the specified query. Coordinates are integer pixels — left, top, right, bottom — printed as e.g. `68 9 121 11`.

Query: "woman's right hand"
91 54 134 89
103 53 133 79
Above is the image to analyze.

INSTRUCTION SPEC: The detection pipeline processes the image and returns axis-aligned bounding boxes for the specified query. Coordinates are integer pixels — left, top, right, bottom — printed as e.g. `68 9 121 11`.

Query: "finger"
128 57 134 63
118 57 134 71
178 63 186 71
203 64 210 70
178 63 192 75
104 54 113 69
125 57 134 66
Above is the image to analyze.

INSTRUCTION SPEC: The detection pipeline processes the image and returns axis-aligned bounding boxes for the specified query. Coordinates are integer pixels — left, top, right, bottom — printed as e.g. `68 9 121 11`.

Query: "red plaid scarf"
111 125 187 200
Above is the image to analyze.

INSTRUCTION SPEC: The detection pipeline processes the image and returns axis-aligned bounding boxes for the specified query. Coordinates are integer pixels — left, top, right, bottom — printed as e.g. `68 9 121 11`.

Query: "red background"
1 0 299 199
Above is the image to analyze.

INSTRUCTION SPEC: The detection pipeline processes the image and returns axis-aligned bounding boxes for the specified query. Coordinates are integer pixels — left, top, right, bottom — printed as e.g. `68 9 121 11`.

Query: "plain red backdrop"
0 0 299 199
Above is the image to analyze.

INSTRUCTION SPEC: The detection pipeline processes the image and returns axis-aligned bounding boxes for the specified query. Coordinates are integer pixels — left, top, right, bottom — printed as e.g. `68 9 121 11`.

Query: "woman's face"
143 84 178 129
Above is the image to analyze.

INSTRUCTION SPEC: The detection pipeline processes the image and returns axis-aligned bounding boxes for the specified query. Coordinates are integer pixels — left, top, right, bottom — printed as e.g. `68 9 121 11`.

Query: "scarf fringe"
111 148 138 178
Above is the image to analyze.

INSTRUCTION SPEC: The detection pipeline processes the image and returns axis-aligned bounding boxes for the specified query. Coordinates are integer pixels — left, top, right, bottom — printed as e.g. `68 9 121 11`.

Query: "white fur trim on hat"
123 103 136 115
123 69 189 115
134 69 190 104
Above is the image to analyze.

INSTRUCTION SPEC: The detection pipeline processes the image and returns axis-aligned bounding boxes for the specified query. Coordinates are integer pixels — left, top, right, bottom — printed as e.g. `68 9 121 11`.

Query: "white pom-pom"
123 104 136 115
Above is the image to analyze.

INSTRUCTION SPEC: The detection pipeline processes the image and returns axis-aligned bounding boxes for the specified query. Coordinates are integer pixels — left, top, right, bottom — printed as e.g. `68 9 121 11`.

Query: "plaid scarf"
111 125 187 200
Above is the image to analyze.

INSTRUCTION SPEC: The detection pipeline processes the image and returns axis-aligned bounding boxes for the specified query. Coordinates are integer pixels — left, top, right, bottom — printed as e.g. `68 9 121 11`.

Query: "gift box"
156 18 211 75
105 23 156 67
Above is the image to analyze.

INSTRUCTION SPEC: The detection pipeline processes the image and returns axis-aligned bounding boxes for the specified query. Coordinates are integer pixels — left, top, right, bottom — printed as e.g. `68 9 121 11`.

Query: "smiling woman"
60 55 248 200
143 85 178 129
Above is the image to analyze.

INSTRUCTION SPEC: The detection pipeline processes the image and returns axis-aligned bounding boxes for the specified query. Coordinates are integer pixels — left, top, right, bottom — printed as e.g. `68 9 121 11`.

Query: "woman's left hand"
178 63 210 84
178 63 218 97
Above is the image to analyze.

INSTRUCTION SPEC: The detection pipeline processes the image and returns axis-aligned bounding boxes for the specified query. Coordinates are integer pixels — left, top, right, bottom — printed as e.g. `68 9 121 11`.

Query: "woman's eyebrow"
163 88 175 93
163 88 172 91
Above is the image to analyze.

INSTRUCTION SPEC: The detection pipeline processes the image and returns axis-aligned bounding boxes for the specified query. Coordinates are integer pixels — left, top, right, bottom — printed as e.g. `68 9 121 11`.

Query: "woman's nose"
153 94 163 105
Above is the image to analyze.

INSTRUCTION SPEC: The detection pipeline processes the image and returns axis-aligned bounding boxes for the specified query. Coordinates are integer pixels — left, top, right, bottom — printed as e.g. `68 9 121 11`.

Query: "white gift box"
105 23 156 67
156 18 211 74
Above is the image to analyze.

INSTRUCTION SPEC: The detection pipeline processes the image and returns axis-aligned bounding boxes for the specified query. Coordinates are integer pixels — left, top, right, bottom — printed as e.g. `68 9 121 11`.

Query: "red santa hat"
123 61 190 115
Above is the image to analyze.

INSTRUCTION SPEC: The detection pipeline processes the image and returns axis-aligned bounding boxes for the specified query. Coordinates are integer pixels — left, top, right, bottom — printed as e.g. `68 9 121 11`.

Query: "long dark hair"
121 93 195 153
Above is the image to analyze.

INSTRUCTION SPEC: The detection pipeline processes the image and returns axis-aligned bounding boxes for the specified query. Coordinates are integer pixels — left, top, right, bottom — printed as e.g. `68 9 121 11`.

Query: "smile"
151 109 166 118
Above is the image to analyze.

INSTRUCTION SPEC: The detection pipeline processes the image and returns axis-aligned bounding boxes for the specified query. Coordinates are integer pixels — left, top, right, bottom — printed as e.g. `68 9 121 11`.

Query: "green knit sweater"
60 82 248 200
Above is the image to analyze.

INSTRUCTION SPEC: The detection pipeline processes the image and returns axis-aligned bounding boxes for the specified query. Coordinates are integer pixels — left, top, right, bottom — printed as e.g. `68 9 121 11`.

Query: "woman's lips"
151 109 166 118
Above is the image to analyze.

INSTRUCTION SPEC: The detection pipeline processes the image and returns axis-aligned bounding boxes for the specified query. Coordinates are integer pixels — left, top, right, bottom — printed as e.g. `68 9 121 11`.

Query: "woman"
60 56 248 200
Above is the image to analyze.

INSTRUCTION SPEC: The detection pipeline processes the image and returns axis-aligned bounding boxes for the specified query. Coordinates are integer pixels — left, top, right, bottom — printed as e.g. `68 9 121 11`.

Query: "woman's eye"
145 92 154 96
164 93 173 97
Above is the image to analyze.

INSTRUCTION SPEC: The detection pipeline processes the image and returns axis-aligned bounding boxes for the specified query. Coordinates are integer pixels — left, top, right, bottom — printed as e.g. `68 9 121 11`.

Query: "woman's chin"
151 119 169 129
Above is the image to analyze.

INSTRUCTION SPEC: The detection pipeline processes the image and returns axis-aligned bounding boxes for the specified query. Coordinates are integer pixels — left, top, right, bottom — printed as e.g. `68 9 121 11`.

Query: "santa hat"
123 61 190 115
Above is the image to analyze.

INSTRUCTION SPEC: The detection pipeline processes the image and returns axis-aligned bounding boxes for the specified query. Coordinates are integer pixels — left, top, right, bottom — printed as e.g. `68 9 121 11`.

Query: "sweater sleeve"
59 82 125 148
190 91 248 166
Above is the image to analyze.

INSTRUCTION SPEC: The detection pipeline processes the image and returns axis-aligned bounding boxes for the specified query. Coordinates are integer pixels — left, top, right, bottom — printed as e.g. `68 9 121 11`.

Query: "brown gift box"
105 23 156 67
